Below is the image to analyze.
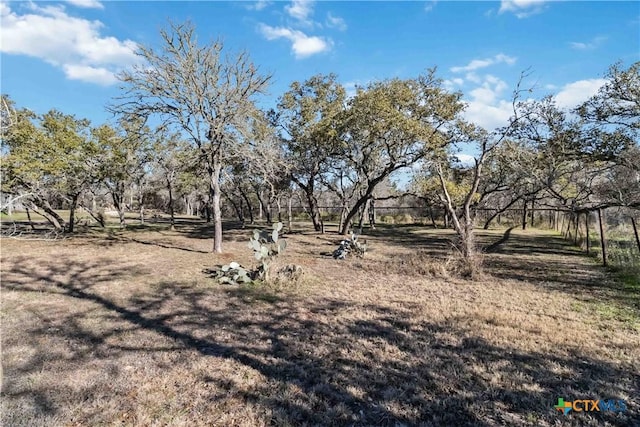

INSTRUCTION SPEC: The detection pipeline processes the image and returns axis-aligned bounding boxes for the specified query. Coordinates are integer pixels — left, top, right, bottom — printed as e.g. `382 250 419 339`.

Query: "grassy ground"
1 220 639 426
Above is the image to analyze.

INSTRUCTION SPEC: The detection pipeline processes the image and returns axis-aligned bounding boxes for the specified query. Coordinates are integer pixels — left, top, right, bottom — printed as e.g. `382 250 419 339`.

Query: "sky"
1 0 639 139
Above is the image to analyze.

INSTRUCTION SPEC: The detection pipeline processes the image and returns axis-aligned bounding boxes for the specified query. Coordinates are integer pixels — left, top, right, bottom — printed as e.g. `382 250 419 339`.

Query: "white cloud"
569 36 607 50
0 3 138 85
285 0 314 24
462 76 607 129
326 12 347 31
246 1 272 11
465 99 514 130
499 0 549 18
424 1 438 13
65 0 104 9
451 53 516 73
462 74 513 130
455 153 476 166
554 79 607 109
258 24 331 58
465 72 482 84
63 64 118 85
443 78 464 90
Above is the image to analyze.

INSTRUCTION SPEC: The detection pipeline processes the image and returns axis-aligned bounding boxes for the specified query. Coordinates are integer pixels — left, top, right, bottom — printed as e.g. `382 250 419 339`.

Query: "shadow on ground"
2 254 638 426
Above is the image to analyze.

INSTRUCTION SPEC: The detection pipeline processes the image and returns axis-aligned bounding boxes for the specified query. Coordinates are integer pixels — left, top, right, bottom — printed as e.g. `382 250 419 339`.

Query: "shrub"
380 215 395 224
394 213 414 224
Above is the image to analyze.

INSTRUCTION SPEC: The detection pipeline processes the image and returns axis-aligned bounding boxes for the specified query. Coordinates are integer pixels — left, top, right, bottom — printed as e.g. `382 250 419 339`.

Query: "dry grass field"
1 220 639 426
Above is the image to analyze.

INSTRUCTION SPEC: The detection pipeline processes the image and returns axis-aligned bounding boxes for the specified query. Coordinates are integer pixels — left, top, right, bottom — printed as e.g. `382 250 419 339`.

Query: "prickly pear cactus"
213 261 253 284
210 222 292 285
247 222 287 282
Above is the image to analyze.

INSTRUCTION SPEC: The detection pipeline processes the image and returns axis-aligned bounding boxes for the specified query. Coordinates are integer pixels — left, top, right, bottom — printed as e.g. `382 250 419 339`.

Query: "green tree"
40 110 97 232
276 73 345 232
336 71 464 234
92 117 152 228
2 106 97 232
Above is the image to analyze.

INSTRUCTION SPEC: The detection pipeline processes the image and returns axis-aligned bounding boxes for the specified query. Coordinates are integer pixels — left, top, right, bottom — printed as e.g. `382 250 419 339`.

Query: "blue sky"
2 0 639 135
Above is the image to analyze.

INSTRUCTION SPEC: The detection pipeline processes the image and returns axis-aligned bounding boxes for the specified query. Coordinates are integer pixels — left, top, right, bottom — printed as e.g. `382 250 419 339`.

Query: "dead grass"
1 220 639 426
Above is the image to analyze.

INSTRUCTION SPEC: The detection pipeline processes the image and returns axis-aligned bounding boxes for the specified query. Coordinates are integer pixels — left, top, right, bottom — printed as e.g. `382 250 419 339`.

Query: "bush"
380 215 395 224
358 250 484 280
394 213 414 224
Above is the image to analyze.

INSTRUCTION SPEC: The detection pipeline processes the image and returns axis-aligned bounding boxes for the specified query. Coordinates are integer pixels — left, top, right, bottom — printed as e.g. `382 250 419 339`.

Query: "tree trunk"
287 196 293 232
631 216 640 254
276 197 282 223
358 198 370 232
184 196 190 216
338 203 347 234
522 200 528 230
255 189 272 224
67 193 79 233
27 199 64 230
111 188 126 227
224 191 244 225
139 195 145 225
428 206 437 228
240 189 254 224
25 207 35 231
598 208 607 267
210 162 223 253
299 182 323 232
574 212 579 246
167 180 175 230
340 191 373 235
266 200 272 224
530 199 535 227
205 199 211 222
80 203 105 227
369 198 376 229
483 197 521 229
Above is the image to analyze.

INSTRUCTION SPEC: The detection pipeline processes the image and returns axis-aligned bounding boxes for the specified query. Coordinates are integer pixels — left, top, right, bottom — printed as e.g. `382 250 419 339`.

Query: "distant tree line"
1 21 638 270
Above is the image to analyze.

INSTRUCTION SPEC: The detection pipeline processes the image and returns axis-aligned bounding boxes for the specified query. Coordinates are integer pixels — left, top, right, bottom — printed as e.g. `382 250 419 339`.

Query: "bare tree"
111 21 271 253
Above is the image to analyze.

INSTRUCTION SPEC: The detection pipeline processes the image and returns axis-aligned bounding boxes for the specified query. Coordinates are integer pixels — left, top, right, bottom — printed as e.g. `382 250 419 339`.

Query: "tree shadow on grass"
2 256 638 426
481 229 640 322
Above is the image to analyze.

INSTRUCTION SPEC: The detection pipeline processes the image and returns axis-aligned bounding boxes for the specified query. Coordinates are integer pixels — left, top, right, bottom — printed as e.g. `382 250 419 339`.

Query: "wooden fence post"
598 208 607 267
585 211 590 255
530 199 535 227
